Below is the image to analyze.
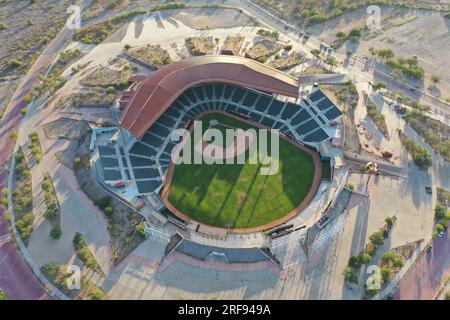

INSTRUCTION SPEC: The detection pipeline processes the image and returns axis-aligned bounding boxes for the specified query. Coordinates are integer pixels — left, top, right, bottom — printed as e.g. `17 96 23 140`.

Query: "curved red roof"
120 55 299 139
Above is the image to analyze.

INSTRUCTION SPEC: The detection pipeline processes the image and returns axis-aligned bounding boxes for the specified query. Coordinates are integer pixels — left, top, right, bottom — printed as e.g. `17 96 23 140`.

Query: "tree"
384 216 396 228
311 49 321 57
436 224 445 233
377 49 394 61
9 131 18 142
373 81 386 91
50 226 62 239
348 255 363 268
362 253 372 264
9 59 23 69
72 232 85 249
89 288 106 300
40 262 59 277
369 231 385 246
343 266 358 284
74 157 81 167
435 204 447 221
413 148 432 169
124 44 131 50
431 75 441 86
136 222 146 237
380 266 391 283
336 31 346 39
382 251 396 264
103 206 113 217
41 180 51 191
0 290 7 300
345 183 355 190
106 86 116 94
348 28 362 38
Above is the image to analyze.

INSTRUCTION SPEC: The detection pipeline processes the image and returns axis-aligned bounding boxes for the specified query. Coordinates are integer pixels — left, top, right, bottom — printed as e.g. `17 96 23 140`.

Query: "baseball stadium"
94 55 344 261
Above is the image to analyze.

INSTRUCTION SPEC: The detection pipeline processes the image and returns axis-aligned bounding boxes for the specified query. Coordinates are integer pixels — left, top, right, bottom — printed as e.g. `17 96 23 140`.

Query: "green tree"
136 222 146 237
431 75 441 86
380 266 391 283
348 255 363 268
0 290 7 300
369 231 385 246
89 288 106 300
106 86 116 94
9 131 18 142
377 49 394 61
343 266 358 284
336 31 346 39
41 180 51 191
50 226 62 239
72 232 85 249
103 206 113 217
435 204 447 221
373 81 386 91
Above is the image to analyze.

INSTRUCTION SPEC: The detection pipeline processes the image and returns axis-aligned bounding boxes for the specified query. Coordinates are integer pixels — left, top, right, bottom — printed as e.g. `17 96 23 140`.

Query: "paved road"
393 227 450 300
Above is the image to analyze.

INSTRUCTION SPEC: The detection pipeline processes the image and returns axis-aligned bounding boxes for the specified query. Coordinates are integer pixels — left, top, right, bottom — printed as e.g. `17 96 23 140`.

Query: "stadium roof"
120 55 300 139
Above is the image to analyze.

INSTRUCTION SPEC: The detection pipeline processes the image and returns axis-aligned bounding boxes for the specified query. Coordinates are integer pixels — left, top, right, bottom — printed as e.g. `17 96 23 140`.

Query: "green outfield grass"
167 113 316 229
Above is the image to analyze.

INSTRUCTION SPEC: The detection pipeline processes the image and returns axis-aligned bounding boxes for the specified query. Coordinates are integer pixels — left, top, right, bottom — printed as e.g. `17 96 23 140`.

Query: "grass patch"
167 113 316 229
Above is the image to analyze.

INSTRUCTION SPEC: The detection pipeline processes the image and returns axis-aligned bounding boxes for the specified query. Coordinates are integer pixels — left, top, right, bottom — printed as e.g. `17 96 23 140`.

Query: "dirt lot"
255 0 449 25
246 39 283 60
82 0 149 20
222 35 245 54
185 36 217 56
127 44 172 66
306 7 450 99
80 65 131 88
42 118 88 140
161 7 256 30
322 83 362 154
268 51 305 70
0 0 71 77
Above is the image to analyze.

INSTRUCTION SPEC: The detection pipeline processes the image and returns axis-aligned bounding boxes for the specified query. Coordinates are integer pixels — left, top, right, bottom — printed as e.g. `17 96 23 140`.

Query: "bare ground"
73 132 145 264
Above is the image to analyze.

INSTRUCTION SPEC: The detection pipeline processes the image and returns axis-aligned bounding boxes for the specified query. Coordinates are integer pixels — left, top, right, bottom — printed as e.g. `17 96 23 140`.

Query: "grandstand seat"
303 128 329 142
291 109 310 125
242 91 259 107
231 87 246 103
295 118 319 136
132 167 160 180
129 155 154 167
223 85 235 100
254 95 271 112
136 180 162 194
203 84 215 100
193 86 206 101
